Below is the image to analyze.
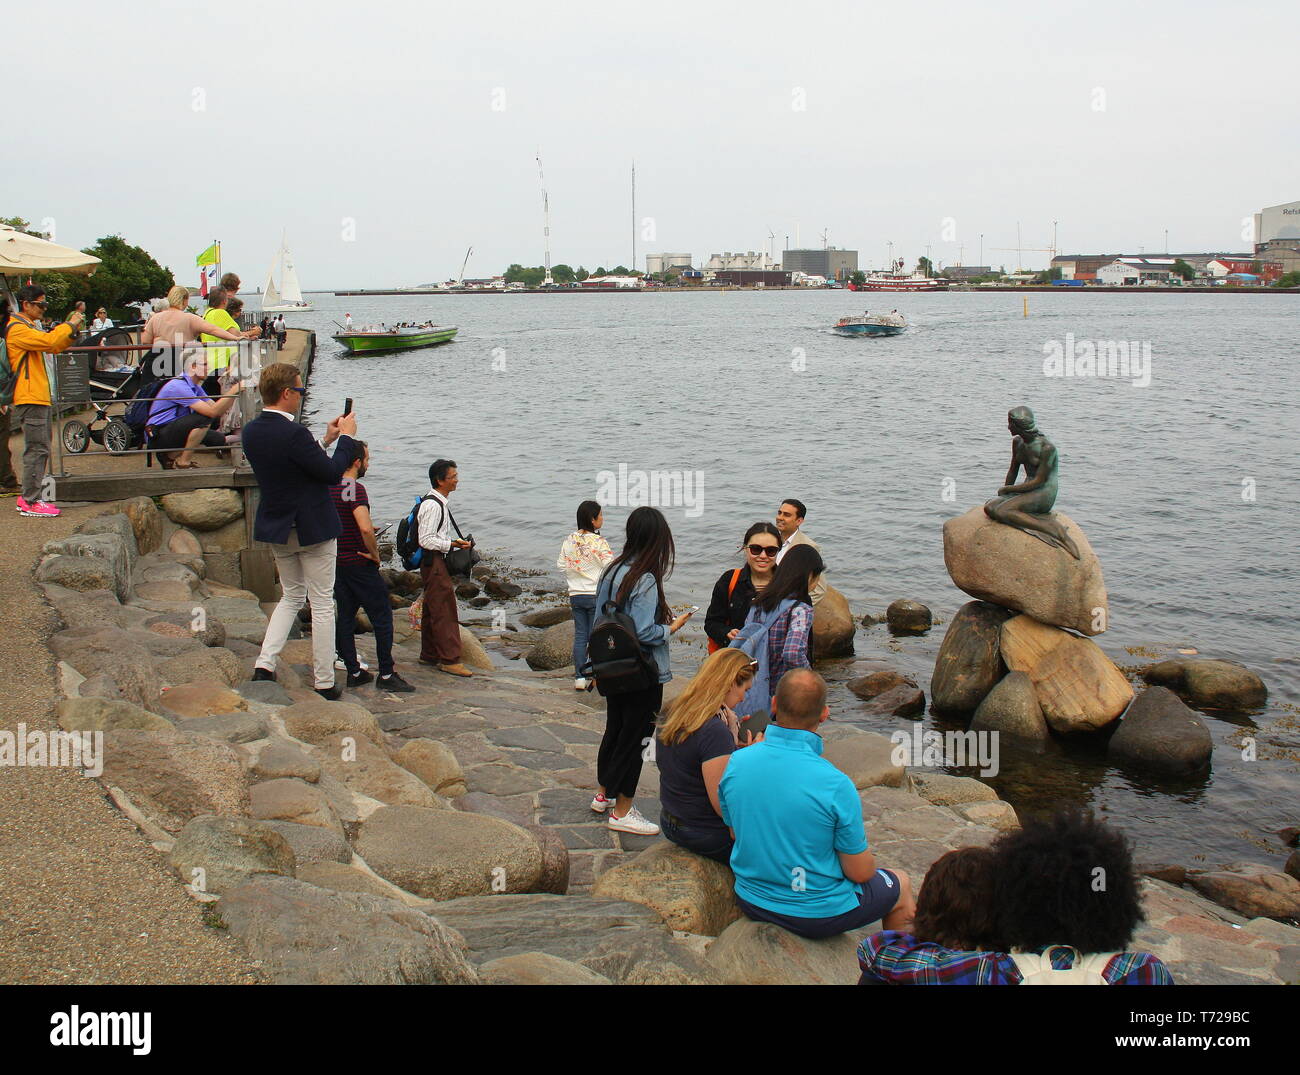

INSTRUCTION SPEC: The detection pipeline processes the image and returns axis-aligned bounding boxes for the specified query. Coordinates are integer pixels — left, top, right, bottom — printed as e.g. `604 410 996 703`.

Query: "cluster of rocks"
34 496 1298 985
934 506 1267 769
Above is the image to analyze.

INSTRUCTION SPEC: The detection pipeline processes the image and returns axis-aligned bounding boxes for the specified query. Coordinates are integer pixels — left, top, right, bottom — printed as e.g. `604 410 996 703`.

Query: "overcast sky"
6 1 1296 287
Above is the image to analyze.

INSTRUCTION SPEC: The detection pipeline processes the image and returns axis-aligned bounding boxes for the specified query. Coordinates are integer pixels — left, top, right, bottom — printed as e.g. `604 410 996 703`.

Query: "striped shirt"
857 931 1174 985
329 479 371 566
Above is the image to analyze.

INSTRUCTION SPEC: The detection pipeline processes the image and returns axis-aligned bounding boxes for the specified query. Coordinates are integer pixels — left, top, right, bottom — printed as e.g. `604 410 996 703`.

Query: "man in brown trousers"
416 458 473 677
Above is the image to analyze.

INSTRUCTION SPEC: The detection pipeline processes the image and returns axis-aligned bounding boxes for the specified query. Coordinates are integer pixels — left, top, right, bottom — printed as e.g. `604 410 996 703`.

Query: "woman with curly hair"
857 809 1174 984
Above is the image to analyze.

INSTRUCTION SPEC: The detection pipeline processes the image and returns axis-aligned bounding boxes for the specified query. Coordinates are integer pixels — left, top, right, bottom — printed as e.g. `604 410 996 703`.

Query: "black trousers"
597 682 663 800
150 411 225 452
334 561 395 677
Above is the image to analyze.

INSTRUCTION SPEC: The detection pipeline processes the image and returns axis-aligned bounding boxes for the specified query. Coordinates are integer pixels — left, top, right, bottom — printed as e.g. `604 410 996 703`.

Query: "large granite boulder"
526 621 575 671
592 841 741 935
280 697 385 749
56 696 173 733
354 805 544 899
428 893 671 966
909 772 999 807
160 488 243 531
108 496 163 554
250 739 322 783
311 732 443 809
38 531 133 602
250 778 343 833
100 728 250 833
931 601 1015 713
217 875 478 984
459 626 495 671
519 607 573 628
822 729 906 789
156 648 244 689
705 918 867 985
811 585 854 658
1142 658 1267 711
1108 686 1212 775
970 670 1049 743
1187 865 1300 920
76 513 139 574
257 820 350 865
578 933 723 985
943 506 1108 636
1000 615 1132 733
394 739 467 798
159 682 248 719
169 815 296 895
480 952 610 985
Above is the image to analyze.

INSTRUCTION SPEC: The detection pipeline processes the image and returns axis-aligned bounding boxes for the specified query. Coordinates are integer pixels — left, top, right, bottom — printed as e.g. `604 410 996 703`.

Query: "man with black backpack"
415 458 473 677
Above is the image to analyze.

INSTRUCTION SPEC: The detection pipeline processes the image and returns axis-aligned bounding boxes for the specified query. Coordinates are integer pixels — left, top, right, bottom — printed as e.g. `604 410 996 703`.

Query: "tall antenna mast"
631 160 636 278
537 150 553 286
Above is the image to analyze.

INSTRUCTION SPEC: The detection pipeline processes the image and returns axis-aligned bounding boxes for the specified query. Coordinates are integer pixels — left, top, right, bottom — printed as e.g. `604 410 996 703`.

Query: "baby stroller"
60 328 146 455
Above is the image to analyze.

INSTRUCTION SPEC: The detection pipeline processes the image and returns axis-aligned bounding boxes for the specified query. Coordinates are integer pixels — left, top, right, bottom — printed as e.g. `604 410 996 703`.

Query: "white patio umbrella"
0 224 101 309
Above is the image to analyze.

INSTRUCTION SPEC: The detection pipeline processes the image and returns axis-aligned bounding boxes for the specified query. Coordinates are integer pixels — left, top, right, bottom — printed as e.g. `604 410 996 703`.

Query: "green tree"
575 266 589 281
550 263 576 284
71 235 173 312
916 256 934 277
1171 258 1195 281
1275 270 1300 289
593 267 607 277
849 270 867 287
610 265 630 276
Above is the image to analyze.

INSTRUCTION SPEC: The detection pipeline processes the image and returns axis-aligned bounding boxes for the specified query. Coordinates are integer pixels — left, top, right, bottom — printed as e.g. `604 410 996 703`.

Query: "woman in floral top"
557 500 615 689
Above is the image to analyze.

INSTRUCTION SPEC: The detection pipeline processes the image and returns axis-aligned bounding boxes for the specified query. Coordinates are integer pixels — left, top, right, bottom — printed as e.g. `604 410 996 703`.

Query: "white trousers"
256 530 338 690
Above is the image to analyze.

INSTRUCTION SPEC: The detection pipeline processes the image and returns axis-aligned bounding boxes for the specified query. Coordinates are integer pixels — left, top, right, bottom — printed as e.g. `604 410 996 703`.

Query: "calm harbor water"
288 288 1299 869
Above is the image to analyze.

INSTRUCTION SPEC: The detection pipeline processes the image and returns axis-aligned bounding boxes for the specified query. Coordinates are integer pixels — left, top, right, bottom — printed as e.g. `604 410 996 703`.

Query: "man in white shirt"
416 458 473 677
344 313 353 330
775 497 826 605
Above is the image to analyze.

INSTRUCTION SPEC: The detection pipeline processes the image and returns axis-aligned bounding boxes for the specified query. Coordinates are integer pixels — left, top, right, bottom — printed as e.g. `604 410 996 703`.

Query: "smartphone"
343 397 353 415
683 605 701 616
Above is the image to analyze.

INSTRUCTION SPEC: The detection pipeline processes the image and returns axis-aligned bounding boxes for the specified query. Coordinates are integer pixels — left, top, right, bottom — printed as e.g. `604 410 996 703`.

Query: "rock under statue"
983 406 1081 560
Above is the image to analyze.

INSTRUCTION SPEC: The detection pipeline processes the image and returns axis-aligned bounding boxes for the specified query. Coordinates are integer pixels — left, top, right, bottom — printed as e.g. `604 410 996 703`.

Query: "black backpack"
395 493 438 571
585 594 657 697
125 376 173 434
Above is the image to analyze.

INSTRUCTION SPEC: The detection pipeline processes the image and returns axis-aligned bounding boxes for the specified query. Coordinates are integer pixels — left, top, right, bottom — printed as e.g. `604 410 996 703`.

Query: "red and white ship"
850 258 949 292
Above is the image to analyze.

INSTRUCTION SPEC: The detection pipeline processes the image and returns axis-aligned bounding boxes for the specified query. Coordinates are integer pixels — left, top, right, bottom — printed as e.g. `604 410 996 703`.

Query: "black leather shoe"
346 669 374 688
252 667 275 682
377 672 416 694
314 686 343 701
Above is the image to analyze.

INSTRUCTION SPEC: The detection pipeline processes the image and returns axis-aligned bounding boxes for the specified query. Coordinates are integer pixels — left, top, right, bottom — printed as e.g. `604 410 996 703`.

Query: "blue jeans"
736 870 902 940
661 811 733 865
571 594 596 676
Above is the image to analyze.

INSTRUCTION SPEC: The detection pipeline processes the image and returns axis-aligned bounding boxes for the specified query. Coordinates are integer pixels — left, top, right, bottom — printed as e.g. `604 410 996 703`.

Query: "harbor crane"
536 150 553 286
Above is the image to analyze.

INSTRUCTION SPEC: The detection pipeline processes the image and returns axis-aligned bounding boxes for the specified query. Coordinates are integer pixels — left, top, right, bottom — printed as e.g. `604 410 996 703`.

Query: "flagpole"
215 239 221 295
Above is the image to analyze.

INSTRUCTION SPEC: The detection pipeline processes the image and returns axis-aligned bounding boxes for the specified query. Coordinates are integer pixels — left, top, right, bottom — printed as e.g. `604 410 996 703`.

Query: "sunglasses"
28 299 48 309
747 544 780 557
288 386 307 395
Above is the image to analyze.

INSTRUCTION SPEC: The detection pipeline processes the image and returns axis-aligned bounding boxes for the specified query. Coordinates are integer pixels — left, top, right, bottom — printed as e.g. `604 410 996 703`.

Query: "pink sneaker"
16 497 60 517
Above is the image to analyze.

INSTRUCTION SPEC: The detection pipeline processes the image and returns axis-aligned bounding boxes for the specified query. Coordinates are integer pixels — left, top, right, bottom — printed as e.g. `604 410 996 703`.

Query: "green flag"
196 242 219 266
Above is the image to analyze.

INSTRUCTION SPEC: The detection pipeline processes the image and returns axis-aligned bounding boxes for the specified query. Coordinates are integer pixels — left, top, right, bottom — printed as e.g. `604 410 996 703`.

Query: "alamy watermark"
1042 334 1151 388
0 724 103 777
596 463 704 519
890 726 999 778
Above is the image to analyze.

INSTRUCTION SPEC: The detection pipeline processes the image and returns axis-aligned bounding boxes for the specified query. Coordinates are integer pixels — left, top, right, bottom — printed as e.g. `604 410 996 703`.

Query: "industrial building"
782 247 857 281
943 265 993 281
1253 200 1300 245
709 270 791 287
703 251 773 272
644 252 693 275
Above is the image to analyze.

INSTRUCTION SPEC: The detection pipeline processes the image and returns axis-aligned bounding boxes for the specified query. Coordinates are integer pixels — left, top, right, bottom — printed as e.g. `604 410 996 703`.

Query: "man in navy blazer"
242 361 358 699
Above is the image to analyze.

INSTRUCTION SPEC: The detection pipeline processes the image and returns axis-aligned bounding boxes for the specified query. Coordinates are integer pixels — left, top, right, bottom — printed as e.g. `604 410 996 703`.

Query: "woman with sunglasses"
729 543 825 730
656 648 764 864
704 522 782 654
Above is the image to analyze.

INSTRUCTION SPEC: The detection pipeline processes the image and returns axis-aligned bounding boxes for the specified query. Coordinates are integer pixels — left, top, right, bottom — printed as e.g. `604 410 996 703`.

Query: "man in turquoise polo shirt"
719 668 915 939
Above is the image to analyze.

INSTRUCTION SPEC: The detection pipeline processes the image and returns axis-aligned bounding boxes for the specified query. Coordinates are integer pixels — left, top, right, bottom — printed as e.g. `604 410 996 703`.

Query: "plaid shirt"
767 601 814 684
857 931 1175 985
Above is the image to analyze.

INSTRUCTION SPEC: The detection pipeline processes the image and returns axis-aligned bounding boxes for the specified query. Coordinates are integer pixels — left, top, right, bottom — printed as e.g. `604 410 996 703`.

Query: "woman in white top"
91 308 114 332
557 499 615 690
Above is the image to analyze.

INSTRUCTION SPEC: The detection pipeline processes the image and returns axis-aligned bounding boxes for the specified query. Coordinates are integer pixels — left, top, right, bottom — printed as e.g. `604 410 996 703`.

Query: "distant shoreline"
328 285 1300 297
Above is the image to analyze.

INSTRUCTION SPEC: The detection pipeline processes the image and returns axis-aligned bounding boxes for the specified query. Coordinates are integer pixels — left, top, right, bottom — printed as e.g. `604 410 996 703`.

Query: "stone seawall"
24 496 1299 985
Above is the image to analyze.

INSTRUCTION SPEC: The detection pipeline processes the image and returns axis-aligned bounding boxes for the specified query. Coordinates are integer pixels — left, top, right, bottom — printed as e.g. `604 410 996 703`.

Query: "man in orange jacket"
2 285 83 517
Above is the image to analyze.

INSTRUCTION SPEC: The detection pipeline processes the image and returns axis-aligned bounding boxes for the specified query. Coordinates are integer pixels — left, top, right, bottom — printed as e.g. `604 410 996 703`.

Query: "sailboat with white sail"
260 233 314 312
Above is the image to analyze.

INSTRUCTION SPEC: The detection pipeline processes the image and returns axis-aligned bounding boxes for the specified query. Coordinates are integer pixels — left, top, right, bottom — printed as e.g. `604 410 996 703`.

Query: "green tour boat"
331 323 459 354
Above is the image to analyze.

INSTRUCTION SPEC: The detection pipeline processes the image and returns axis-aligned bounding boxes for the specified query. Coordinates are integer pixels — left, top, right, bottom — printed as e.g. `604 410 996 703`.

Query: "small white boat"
261 232 314 312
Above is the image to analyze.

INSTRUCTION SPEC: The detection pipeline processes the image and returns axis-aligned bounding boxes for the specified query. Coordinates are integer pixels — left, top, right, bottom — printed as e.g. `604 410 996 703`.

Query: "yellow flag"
196 242 220 266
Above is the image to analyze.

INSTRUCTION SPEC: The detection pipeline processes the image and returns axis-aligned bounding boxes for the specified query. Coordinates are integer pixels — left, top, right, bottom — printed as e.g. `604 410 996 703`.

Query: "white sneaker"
608 805 659 836
590 794 613 813
334 657 369 671
574 677 588 691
